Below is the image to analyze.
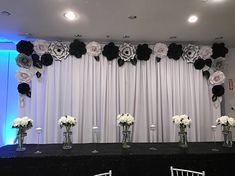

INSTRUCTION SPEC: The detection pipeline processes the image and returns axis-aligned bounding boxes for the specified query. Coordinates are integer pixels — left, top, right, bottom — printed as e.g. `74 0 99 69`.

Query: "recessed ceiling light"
128 15 137 19
169 36 177 39
64 11 77 21
0 11 11 16
123 35 130 39
215 36 223 40
74 34 82 37
188 15 198 23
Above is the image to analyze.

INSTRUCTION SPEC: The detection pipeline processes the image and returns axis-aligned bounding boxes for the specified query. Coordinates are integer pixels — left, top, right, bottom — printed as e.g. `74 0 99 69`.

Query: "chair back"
170 166 205 176
94 170 112 176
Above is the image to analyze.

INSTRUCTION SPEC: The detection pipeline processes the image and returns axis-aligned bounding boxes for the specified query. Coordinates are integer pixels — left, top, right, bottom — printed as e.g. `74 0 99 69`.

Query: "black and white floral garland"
15 39 229 106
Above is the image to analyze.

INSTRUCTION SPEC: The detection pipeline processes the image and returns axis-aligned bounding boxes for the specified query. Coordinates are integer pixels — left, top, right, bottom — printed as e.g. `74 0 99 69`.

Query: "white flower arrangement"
216 116 235 127
86 41 102 57
172 114 192 128
209 71 225 85
117 113 134 126
16 68 33 83
58 115 76 128
154 43 168 59
34 40 50 56
199 46 212 60
12 116 33 130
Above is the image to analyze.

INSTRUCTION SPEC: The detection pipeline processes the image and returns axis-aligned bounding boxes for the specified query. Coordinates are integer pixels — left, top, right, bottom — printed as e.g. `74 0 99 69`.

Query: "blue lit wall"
0 50 18 146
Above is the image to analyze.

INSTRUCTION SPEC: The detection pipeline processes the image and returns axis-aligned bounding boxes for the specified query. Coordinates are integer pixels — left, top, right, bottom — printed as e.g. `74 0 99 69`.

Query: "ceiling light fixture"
74 34 82 37
215 36 223 40
64 11 77 21
123 35 130 39
128 15 137 19
0 11 11 16
169 36 177 39
188 15 198 23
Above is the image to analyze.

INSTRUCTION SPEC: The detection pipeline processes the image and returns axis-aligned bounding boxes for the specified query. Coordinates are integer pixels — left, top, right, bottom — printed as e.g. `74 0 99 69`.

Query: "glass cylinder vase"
63 126 72 150
122 125 131 149
222 125 232 147
16 130 27 152
178 127 188 148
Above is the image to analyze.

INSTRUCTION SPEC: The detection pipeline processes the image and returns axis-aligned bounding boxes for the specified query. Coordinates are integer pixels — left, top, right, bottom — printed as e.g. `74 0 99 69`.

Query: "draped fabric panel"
18 54 221 144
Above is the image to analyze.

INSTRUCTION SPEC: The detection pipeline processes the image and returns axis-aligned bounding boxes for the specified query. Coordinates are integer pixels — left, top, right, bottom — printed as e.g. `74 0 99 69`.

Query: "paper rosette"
154 43 168 59
16 68 33 83
211 57 226 71
182 44 199 63
198 46 212 60
119 43 136 61
16 53 32 69
48 41 69 61
209 71 225 85
86 41 102 57
34 40 50 56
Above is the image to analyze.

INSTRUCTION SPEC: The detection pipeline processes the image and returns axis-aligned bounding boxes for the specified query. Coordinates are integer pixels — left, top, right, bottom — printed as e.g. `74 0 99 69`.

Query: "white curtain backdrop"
18 53 221 144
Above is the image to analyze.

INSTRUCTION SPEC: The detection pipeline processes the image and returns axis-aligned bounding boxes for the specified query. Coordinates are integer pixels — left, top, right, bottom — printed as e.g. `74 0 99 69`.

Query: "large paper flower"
119 43 136 61
48 41 69 61
34 40 50 56
16 40 34 56
69 39 87 59
167 43 183 60
211 43 228 59
194 58 205 70
154 43 168 60
136 44 152 61
86 41 102 60
16 68 33 83
102 42 119 61
17 83 31 97
199 46 212 60
16 53 32 69
41 53 53 66
209 71 225 85
212 85 225 97
182 44 199 63
211 57 226 71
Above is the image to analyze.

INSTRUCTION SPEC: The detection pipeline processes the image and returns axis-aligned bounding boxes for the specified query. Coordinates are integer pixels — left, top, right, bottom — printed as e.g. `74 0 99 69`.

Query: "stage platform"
0 142 234 176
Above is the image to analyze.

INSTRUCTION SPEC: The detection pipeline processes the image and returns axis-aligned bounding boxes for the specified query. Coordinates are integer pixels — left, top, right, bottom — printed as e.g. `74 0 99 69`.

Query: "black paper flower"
41 53 53 66
32 54 42 69
212 85 225 97
17 83 30 95
69 39 87 59
16 40 34 56
167 43 183 60
194 58 205 70
102 42 119 61
118 58 125 66
48 42 69 61
136 44 152 61
202 71 210 79
205 59 212 67
211 43 228 59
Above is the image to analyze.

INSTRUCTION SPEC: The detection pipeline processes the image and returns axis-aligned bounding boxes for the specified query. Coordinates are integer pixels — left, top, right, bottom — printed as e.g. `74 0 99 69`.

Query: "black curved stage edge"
0 142 234 176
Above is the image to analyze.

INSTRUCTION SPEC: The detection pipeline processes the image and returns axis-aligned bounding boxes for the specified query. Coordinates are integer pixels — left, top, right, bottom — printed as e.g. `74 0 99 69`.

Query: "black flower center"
57 48 61 52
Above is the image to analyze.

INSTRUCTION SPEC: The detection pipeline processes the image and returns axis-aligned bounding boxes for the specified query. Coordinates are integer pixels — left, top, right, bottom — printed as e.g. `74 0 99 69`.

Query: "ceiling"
0 0 235 46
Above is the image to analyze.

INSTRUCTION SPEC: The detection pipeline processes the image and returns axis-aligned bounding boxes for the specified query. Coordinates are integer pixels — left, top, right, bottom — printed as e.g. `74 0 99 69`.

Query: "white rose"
228 117 235 126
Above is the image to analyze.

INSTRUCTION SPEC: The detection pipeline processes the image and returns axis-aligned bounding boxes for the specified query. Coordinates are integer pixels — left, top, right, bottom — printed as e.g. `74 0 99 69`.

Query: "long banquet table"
0 142 235 176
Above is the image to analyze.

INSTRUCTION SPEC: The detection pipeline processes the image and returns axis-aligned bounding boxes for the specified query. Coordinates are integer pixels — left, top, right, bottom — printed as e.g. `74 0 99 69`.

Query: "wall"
224 47 235 139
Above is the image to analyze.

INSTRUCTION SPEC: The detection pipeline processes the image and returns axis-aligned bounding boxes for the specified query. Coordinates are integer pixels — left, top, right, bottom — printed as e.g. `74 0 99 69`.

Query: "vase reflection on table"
117 113 134 149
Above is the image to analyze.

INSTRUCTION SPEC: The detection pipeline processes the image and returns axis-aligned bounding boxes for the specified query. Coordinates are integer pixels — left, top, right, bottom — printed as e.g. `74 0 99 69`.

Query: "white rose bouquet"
117 113 134 127
12 116 33 131
172 114 191 130
58 115 76 128
216 116 235 127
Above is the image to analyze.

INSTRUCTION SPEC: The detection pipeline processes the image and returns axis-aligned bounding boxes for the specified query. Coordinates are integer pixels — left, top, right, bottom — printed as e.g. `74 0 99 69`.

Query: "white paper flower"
154 43 168 58
86 41 102 57
48 41 69 61
119 43 136 61
199 46 212 60
209 71 225 85
58 115 76 128
16 53 32 69
117 113 134 126
182 44 199 63
16 68 33 83
34 40 50 56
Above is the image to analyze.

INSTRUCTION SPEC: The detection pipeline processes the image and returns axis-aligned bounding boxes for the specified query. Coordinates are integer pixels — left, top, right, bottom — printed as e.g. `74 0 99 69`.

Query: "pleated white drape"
18 54 221 144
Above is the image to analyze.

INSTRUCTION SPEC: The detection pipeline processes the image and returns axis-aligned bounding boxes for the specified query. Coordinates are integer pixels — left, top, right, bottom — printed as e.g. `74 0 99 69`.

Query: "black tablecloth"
0 142 235 176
